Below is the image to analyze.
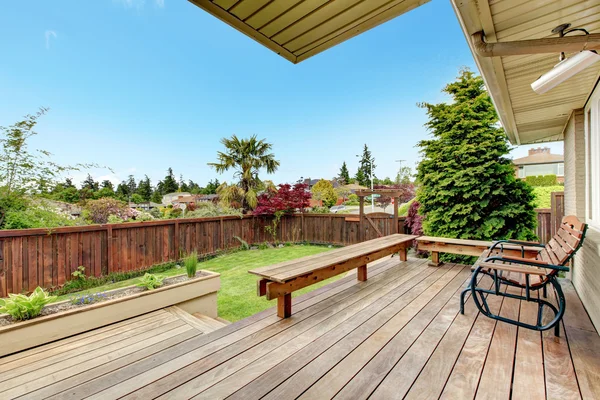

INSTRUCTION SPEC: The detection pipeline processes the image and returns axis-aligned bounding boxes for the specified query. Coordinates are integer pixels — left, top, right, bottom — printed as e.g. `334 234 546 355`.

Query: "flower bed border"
0 270 220 357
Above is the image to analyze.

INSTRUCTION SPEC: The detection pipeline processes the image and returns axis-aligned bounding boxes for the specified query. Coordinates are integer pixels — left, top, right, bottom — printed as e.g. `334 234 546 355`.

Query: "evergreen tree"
416 69 536 253
338 161 351 185
356 144 376 187
81 174 99 191
136 175 152 201
150 190 163 204
126 175 137 195
178 174 190 192
354 169 366 187
64 178 76 189
100 180 114 191
188 180 201 194
162 168 178 194
201 179 220 195
115 181 130 202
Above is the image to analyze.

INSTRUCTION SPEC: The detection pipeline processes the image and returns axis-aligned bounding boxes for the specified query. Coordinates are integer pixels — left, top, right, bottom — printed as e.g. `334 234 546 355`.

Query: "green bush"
525 174 558 187
137 273 164 290
531 186 564 208
311 206 330 214
4 206 80 230
397 198 415 217
183 252 198 278
0 287 57 320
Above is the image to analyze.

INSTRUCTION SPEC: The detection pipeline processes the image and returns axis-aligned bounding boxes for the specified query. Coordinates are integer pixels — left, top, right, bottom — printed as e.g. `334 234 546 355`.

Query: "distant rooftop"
513 147 563 166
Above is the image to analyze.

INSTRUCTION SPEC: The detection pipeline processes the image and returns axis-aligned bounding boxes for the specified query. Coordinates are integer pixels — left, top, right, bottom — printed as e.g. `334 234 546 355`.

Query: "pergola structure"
355 188 402 244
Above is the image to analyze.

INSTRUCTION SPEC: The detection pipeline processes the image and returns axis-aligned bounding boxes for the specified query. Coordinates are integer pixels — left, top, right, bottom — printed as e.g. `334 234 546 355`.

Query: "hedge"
525 174 558 187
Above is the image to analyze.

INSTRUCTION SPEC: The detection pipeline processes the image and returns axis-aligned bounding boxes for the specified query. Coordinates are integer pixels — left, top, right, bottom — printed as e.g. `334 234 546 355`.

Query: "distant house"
513 147 564 183
340 183 368 194
302 178 341 190
129 201 161 211
161 192 191 205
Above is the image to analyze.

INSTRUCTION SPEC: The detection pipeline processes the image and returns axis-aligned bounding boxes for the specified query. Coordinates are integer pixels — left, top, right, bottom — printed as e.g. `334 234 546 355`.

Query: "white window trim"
585 84 600 231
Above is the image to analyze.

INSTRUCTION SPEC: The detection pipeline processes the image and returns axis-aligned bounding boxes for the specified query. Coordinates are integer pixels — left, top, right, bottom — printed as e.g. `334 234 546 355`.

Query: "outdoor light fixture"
531 24 600 94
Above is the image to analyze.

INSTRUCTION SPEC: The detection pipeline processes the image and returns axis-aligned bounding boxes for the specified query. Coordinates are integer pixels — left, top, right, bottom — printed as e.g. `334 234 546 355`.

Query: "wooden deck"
1 257 598 399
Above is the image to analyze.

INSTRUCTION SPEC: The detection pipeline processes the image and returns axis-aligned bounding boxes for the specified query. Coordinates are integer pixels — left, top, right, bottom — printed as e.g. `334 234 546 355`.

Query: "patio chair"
460 216 587 336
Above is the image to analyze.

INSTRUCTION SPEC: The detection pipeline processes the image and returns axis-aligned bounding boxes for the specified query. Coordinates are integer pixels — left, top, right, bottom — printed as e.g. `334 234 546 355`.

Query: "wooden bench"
249 234 417 318
415 236 543 266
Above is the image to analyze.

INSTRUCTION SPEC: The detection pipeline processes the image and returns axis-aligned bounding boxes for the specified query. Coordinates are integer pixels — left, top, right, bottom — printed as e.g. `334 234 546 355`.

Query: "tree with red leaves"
253 183 311 216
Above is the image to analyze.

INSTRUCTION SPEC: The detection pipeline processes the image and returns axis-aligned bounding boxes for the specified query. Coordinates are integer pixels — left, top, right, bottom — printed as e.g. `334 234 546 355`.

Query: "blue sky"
0 0 563 188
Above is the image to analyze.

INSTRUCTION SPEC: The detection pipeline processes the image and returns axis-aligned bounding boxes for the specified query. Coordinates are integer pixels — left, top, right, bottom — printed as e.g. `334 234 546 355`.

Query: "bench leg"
429 251 442 267
277 294 292 318
357 265 367 281
399 248 407 262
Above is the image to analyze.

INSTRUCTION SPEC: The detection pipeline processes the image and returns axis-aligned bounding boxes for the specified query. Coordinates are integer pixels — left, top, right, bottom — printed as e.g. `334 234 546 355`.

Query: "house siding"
563 108 600 331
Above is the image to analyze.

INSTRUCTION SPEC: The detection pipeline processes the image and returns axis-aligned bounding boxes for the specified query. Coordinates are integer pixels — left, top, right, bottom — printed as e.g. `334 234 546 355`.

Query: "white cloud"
45 30 57 50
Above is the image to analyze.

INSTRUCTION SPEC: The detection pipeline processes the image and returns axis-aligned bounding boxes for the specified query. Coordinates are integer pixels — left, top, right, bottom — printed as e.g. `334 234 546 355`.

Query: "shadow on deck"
1 257 598 399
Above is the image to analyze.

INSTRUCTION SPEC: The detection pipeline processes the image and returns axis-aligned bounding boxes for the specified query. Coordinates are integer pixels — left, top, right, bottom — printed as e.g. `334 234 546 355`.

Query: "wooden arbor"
355 189 402 250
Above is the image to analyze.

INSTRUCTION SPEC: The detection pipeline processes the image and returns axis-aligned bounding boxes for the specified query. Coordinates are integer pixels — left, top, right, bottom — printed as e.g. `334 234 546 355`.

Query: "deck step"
192 313 228 332
164 306 226 334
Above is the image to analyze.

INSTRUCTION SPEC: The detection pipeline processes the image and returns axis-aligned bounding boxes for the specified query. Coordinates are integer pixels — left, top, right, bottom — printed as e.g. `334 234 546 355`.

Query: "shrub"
311 180 337 207
531 186 564 208
183 252 198 278
84 198 129 224
404 200 423 236
254 183 311 215
311 206 330 214
4 204 81 230
185 204 243 218
525 174 558 187
137 273 164 290
398 198 415 217
0 287 57 320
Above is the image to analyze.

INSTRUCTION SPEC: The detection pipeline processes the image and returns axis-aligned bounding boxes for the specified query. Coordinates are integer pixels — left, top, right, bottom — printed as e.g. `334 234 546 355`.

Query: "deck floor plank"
0 259 596 400
511 292 545 400
286 265 467 400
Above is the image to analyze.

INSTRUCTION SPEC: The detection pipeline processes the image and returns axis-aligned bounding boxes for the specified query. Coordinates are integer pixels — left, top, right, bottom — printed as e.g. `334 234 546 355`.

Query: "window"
585 91 600 228
518 167 525 178
557 163 564 177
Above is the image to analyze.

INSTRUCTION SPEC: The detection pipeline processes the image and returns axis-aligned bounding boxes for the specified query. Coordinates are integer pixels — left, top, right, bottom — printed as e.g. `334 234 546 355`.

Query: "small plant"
70 292 107 306
137 273 164 290
233 236 250 250
264 210 284 244
258 242 269 250
183 252 198 278
71 266 86 281
0 287 57 321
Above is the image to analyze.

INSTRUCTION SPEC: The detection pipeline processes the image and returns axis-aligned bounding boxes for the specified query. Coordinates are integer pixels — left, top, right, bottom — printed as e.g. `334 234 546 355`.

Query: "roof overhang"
451 0 600 145
188 0 429 64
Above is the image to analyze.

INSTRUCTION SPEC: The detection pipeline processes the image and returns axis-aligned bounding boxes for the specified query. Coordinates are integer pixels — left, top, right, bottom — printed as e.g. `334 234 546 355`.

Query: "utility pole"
395 159 406 184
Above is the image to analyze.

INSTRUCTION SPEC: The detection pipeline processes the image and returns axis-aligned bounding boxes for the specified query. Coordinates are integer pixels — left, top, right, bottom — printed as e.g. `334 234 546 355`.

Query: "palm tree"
208 135 280 211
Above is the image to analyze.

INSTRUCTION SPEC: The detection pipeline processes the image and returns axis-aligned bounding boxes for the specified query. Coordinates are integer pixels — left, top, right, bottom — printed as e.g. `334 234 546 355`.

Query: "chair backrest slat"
545 215 588 266
546 239 569 264
557 228 578 249
562 215 586 232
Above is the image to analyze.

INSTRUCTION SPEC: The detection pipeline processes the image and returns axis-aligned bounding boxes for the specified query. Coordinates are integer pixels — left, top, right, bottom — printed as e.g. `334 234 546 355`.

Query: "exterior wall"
563 108 600 331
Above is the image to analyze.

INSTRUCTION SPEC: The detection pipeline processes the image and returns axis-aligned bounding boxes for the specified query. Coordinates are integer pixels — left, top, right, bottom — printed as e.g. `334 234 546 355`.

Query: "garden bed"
0 270 220 357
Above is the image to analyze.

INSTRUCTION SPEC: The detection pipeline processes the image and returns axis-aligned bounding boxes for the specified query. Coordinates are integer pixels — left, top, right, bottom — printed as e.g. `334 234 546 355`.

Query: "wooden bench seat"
249 234 417 318
416 236 542 265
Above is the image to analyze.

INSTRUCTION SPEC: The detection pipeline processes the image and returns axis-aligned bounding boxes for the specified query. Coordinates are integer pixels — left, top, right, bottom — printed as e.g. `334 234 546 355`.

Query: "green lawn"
55 245 338 322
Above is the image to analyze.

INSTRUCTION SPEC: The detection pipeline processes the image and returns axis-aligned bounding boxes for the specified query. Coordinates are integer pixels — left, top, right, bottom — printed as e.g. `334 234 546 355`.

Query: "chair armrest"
490 239 544 249
483 255 569 272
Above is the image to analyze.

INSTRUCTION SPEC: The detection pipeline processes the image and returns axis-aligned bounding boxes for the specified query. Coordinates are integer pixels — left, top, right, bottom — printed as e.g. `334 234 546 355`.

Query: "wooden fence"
534 191 565 244
0 213 406 297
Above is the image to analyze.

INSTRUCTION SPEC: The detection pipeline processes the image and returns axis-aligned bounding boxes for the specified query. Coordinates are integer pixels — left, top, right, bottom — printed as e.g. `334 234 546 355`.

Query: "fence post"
174 220 180 261
220 217 225 248
106 225 113 274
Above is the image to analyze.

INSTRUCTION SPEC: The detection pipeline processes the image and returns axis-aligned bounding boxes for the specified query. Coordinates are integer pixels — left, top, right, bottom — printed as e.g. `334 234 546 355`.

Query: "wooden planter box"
0 270 220 357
